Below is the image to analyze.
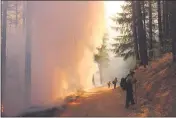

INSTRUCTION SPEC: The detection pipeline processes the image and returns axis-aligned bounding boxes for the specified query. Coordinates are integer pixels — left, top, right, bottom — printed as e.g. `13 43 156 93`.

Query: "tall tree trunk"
15 1 18 27
141 1 147 57
25 1 32 108
162 0 166 39
132 1 140 60
165 1 169 38
149 0 153 57
163 0 170 52
23 1 26 31
169 2 176 62
99 64 103 84
141 1 147 34
167 1 171 38
157 0 164 48
136 1 148 67
1 1 8 116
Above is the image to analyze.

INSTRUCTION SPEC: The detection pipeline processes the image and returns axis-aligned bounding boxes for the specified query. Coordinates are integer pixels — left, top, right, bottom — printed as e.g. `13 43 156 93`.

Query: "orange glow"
80 87 111 98
1 105 4 113
69 101 81 105
52 68 69 100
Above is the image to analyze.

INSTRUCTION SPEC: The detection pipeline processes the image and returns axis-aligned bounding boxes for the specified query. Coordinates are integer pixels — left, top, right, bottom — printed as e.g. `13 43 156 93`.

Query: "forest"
1 1 176 117
111 1 176 65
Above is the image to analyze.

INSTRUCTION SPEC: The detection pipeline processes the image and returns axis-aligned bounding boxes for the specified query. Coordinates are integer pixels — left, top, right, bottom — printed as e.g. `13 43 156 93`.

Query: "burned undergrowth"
130 53 176 117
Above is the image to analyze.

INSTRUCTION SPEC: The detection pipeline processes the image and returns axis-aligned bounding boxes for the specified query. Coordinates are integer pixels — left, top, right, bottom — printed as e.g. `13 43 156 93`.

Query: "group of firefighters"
107 70 137 109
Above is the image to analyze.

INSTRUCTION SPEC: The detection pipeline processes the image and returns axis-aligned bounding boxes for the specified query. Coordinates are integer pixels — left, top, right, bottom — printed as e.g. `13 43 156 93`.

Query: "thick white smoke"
31 1 105 106
3 1 106 116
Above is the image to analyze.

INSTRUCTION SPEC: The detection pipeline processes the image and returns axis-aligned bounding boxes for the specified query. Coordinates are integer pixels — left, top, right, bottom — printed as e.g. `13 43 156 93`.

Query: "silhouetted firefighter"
120 77 126 90
126 71 137 108
92 75 95 86
107 81 111 88
123 70 137 109
112 77 118 89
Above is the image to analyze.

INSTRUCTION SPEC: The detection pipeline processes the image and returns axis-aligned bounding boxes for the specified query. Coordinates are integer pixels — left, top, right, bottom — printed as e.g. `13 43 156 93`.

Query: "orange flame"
69 101 81 105
1 105 4 113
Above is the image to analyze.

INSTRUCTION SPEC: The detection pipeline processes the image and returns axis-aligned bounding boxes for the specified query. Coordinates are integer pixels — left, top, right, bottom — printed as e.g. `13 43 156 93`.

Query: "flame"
30 1 106 106
1 105 4 113
69 101 81 105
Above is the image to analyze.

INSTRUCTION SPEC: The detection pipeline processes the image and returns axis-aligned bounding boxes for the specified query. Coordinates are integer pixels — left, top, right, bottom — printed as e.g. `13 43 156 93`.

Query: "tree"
148 0 153 57
23 1 26 30
1 1 8 116
25 1 32 107
111 2 135 60
94 34 109 84
157 0 163 48
136 1 148 67
161 0 172 53
15 1 18 27
141 1 147 36
168 1 176 62
132 1 140 60
111 0 175 65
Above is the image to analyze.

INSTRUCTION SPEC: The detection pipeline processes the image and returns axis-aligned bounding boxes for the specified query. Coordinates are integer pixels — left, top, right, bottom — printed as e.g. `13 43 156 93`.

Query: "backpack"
120 78 127 90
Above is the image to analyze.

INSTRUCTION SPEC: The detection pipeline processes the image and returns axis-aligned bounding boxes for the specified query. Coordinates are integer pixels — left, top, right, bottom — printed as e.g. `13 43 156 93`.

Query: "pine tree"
94 33 109 84
111 2 135 60
111 1 164 66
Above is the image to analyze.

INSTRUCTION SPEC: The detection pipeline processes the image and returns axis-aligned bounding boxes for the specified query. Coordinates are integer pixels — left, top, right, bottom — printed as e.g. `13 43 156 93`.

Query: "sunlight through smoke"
31 1 105 106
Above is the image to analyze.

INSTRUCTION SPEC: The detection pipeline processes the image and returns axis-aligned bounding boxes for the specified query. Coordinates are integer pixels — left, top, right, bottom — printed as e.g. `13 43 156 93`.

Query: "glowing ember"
69 101 80 105
1 105 4 113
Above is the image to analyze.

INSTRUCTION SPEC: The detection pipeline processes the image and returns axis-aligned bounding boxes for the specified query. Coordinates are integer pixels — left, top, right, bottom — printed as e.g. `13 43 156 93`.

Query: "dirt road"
60 86 136 117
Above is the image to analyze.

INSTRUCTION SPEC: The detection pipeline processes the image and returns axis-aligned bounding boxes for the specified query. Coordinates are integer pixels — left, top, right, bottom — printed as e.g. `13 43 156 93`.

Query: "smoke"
5 29 26 116
30 1 105 106
101 57 136 84
3 1 106 116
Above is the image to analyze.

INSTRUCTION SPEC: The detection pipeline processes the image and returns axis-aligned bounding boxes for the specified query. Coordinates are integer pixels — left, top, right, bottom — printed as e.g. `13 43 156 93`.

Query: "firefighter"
125 70 137 109
107 81 111 88
112 77 118 89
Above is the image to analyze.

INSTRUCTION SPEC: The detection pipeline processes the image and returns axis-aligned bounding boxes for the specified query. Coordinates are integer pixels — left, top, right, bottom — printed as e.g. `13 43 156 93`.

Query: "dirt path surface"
60 87 133 117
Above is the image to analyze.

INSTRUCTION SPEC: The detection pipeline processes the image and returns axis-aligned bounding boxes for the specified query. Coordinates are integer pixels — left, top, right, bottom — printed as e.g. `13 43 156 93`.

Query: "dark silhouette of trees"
132 1 140 60
157 0 163 48
1 1 8 116
168 1 176 62
148 0 153 58
136 1 148 67
111 0 176 66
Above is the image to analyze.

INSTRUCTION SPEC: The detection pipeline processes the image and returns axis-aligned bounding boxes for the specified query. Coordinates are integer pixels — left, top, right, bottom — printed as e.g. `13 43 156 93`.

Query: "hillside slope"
132 53 176 117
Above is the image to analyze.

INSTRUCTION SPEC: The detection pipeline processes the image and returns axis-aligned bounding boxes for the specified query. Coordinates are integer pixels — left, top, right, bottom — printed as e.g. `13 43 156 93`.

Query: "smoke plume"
31 1 105 106
4 1 106 116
